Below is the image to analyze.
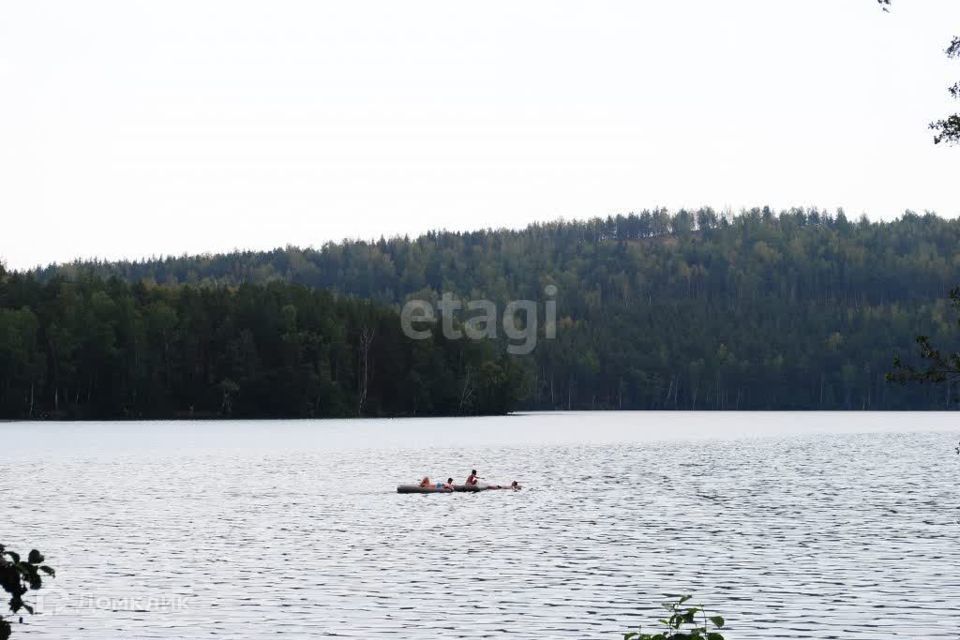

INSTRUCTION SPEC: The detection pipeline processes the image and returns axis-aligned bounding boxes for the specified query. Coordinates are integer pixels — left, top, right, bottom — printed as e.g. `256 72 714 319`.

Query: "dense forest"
0 273 524 419
6 207 960 418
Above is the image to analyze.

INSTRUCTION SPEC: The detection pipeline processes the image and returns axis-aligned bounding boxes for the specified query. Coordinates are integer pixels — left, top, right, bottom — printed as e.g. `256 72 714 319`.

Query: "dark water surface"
2 412 959 638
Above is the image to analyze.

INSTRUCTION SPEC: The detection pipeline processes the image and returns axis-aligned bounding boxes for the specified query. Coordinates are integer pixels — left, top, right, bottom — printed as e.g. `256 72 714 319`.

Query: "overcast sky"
2 1 959 269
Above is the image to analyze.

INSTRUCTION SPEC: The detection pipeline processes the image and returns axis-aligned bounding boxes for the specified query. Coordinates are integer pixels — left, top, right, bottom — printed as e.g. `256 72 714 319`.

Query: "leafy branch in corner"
879 1 960 144
623 594 725 640
887 287 960 386
0 545 55 640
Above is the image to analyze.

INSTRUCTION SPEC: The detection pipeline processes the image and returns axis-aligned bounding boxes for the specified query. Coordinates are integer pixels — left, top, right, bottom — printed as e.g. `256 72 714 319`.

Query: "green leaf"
3 552 19 564
39 566 55 577
628 593 725 640
27 551 44 565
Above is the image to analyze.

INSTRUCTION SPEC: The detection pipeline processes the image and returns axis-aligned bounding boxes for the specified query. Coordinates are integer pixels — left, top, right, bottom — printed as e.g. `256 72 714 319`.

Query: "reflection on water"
2 412 959 638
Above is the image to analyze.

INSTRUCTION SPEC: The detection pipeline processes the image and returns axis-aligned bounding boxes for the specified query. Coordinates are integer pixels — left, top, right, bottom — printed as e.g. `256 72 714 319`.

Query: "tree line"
0 271 524 419
9 208 960 416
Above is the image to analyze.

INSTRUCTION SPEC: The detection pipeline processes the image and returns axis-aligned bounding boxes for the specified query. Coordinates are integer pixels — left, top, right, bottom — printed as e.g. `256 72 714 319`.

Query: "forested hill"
8 207 960 416
0 276 526 419
34 208 960 308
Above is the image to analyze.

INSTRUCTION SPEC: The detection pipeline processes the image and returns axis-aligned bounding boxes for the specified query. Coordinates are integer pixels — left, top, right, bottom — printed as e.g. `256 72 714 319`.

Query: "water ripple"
2 413 959 638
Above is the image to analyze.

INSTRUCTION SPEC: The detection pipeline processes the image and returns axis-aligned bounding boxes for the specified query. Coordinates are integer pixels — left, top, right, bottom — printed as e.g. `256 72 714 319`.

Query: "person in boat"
446 477 456 489
465 470 479 486
419 476 453 492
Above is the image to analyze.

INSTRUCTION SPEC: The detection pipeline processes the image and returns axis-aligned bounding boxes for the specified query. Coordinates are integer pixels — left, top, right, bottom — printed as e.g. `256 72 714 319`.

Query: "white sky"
2 0 959 270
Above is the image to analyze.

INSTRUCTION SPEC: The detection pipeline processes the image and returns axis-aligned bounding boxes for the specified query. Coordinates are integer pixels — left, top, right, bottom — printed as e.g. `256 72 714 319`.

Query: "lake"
2 412 959 638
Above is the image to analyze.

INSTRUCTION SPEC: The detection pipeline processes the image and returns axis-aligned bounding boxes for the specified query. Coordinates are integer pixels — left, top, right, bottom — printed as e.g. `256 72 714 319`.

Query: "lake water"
2 412 959 638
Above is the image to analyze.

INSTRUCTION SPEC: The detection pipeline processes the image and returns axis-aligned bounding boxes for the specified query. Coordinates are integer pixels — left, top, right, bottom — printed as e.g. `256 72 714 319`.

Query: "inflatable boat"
396 484 513 494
